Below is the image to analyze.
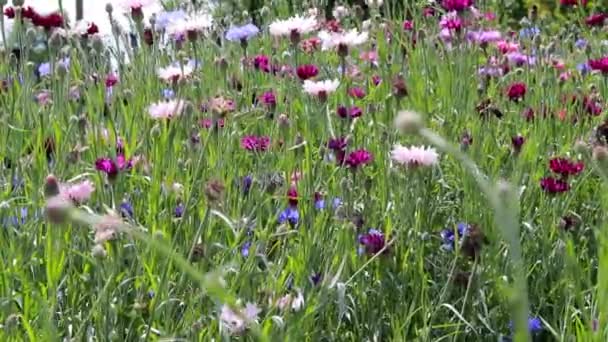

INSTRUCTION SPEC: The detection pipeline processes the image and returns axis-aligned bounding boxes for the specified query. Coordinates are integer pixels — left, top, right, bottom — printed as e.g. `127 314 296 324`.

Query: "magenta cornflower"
441 0 473 11
586 13 607 27
241 135 271 152
540 177 570 193
549 158 584 177
358 229 387 255
253 54 271 72
403 20 414 31
259 91 277 109
296 64 319 80
287 186 298 206
511 135 525 154
345 149 373 169
589 57 608 74
95 155 132 179
560 0 587 6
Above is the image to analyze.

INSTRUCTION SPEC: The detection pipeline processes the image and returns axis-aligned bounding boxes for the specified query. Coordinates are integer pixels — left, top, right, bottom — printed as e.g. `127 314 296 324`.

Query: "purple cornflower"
174 203 185 218
358 229 387 255
38 62 51 77
120 200 134 219
241 135 271 152
3 207 30 227
509 317 543 334
259 91 277 109
278 206 299 225
345 149 373 169
241 240 252 257
575 38 587 50
162 88 175 99
577 63 591 76
225 23 260 42
242 175 253 194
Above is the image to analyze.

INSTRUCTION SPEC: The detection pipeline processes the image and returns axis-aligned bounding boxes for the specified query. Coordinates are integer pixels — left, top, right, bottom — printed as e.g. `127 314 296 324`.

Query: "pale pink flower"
148 100 185 119
220 303 260 335
391 145 439 167
93 214 124 244
157 64 194 82
167 13 213 38
60 180 95 203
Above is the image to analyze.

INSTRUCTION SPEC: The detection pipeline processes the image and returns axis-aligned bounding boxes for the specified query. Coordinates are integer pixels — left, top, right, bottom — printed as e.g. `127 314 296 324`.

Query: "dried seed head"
394 110 423 134
204 179 225 203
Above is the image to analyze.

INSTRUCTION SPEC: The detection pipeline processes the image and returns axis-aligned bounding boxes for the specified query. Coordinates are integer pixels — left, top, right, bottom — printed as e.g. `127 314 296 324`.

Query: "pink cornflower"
259 91 277 108
345 149 373 168
348 87 366 99
60 180 95 204
496 40 519 54
403 20 414 31
241 135 271 152
391 145 439 167
467 30 502 45
148 100 185 120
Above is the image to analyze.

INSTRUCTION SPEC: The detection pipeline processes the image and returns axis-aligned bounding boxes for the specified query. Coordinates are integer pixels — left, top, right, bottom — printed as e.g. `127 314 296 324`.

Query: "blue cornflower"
509 316 543 334
332 197 343 210
174 203 185 218
38 62 51 77
155 10 187 31
519 26 540 39
577 63 591 76
225 24 260 42
575 38 587 50
120 201 134 219
440 222 469 251
315 199 325 210
241 241 252 257
3 207 29 227
278 206 299 225
162 88 175 99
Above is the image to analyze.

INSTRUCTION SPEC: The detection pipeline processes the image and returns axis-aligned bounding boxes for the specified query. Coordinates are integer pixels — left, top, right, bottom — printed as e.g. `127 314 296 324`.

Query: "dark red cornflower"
506 82 527 101
441 0 473 12
21 6 37 20
86 22 99 36
586 13 607 27
392 76 408 99
589 57 608 74
32 12 64 29
3 7 15 19
511 135 525 154
345 149 373 169
540 177 570 194
560 0 587 6
143 28 154 45
358 229 387 255
241 135 270 152
296 64 319 80
287 186 298 206
259 91 277 108
549 157 584 177
403 20 414 31
336 105 348 118
348 87 366 99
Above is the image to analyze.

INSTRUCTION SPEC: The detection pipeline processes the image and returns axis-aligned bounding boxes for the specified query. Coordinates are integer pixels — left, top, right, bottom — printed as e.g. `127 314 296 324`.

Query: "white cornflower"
157 64 194 82
167 13 213 39
220 303 260 335
302 79 340 97
390 145 439 167
269 15 318 38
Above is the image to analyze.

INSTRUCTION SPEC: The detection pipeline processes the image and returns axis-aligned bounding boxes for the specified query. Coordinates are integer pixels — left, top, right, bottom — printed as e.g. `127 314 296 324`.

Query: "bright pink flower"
441 0 473 12
105 74 119 87
403 20 414 31
560 0 587 6
496 40 519 54
259 91 277 108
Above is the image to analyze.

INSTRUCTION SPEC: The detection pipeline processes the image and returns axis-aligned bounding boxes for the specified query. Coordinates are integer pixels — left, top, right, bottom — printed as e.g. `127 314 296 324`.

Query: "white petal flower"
302 79 340 96
167 13 213 38
157 64 194 82
269 15 318 37
390 145 439 167
318 29 369 50
148 100 186 120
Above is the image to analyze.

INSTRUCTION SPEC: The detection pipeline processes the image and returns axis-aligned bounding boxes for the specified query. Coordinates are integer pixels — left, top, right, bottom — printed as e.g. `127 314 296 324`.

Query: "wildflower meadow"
1 0 608 340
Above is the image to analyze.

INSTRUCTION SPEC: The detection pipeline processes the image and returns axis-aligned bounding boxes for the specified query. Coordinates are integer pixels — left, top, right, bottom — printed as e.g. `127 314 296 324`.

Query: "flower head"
157 64 194 83
167 13 213 40
441 0 473 12
506 82 527 101
269 15 317 40
318 29 368 53
241 135 271 152
60 180 95 204
345 149 373 168
549 157 584 177
296 64 319 80
155 10 187 31
302 79 339 98
148 100 185 120
220 303 260 335
586 13 607 27
391 145 439 167
226 23 260 42
278 206 299 225
358 229 387 255
540 177 570 194
589 57 608 74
